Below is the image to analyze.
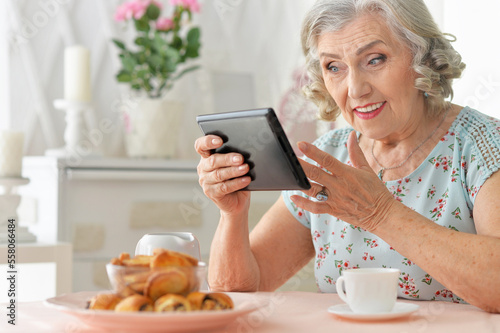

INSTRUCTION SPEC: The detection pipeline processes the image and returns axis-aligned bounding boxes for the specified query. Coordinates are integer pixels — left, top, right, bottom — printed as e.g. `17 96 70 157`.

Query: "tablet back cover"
197 108 310 191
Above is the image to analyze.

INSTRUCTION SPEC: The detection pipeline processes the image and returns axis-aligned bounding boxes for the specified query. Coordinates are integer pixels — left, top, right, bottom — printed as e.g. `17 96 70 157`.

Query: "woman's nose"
347 70 371 100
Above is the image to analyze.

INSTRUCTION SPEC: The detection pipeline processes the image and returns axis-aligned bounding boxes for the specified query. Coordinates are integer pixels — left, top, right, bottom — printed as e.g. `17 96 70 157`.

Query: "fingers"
194 135 223 158
297 142 343 185
206 176 252 198
298 141 341 173
347 131 372 172
290 194 331 215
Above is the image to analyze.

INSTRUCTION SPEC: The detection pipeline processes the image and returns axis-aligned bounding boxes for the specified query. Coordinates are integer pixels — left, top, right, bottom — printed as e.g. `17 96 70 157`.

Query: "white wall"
441 0 500 117
0 1 11 129
425 0 500 118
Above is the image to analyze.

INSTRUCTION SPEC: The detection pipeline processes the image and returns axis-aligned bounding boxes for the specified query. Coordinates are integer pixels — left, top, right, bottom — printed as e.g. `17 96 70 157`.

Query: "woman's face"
317 13 424 142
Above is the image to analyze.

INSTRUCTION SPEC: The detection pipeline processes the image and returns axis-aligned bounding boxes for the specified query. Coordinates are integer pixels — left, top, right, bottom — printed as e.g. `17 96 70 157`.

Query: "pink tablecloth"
1 291 499 332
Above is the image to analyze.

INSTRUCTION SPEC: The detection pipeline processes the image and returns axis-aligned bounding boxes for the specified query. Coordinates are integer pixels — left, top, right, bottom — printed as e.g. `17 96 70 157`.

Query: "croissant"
87 293 122 310
144 268 190 301
187 292 234 310
115 294 154 312
154 294 192 312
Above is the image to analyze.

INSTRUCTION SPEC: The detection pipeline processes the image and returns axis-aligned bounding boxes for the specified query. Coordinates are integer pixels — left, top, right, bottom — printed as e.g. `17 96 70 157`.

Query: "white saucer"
328 302 419 321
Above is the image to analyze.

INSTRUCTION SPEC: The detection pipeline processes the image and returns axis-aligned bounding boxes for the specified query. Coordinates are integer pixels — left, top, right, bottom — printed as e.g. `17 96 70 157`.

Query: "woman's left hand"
290 131 395 232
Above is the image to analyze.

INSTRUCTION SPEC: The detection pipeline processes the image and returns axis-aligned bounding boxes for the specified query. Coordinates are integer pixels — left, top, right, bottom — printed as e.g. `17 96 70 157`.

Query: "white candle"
0 131 24 178
64 45 91 102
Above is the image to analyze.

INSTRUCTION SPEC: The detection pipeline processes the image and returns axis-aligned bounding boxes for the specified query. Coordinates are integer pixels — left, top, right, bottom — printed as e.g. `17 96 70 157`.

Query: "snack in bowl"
94 248 233 312
144 268 191 301
106 249 203 298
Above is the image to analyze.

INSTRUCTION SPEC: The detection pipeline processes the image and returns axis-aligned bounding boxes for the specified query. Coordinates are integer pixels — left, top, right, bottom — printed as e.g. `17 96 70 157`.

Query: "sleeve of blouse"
461 111 500 206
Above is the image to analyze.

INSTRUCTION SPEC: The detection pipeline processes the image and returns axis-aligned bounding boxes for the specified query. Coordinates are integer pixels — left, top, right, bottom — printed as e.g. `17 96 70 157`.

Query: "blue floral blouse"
282 107 500 302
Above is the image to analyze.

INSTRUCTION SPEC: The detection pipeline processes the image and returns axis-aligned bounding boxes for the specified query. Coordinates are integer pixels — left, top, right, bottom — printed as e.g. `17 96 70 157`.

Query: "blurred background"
0 0 499 301
2 0 499 158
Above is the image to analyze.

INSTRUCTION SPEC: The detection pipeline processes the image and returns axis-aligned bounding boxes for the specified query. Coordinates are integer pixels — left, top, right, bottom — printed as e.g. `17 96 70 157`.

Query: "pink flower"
115 0 163 22
170 0 200 12
156 17 174 31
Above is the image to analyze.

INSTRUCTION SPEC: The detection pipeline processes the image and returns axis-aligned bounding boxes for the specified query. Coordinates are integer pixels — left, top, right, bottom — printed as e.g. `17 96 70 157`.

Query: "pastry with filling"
87 293 122 310
144 268 190 300
154 294 192 312
187 292 234 310
115 294 154 312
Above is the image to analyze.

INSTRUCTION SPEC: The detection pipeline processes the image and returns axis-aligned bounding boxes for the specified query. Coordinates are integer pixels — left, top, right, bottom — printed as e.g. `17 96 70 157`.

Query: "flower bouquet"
113 0 201 98
112 0 201 158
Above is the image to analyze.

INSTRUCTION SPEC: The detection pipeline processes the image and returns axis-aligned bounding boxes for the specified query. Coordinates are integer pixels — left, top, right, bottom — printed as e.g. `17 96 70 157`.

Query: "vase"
124 97 183 159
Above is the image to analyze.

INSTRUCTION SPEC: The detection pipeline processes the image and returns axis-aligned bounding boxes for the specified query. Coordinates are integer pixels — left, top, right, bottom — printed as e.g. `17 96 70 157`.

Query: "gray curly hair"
301 0 466 121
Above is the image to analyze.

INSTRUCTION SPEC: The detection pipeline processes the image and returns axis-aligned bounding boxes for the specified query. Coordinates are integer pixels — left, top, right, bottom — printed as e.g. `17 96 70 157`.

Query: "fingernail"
212 138 222 146
238 164 247 171
298 142 307 151
233 155 242 163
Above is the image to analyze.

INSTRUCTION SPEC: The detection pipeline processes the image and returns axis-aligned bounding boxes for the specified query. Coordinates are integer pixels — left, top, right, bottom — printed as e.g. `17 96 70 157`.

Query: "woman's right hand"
194 135 252 215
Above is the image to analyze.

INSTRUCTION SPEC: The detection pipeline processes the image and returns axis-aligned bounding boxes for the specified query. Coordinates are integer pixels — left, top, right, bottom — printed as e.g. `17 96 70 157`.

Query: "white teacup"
135 232 201 259
335 268 400 314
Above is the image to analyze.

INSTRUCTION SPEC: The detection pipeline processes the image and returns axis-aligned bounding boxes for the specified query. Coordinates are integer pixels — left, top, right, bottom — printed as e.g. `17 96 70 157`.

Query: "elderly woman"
195 0 500 313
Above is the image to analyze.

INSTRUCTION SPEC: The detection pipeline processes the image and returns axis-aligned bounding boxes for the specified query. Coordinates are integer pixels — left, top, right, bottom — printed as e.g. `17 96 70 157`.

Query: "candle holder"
45 99 93 157
0 177 36 243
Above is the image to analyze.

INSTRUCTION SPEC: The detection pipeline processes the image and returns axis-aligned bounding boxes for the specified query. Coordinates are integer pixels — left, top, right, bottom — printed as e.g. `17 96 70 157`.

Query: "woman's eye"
368 55 386 66
327 63 339 72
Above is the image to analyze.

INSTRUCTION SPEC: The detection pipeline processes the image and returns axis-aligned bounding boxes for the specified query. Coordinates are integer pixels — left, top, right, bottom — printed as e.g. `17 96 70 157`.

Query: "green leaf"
116 70 132 82
172 65 200 81
136 69 150 80
134 37 150 47
134 16 150 32
121 54 137 72
112 39 126 50
187 27 200 45
136 53 147 64
171 36 183 49
146 4 161 20
153 33 167 52
142 78 153 91
185 44 200 58
163 58 176 72
148 54 163 68
164 46 180 64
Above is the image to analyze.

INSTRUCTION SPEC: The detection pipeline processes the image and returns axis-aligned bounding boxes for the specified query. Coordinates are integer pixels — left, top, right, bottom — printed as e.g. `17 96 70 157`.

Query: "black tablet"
196 108 311 191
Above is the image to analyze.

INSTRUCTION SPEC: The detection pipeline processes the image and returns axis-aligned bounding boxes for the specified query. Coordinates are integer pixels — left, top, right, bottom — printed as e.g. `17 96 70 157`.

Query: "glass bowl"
106 262 207 299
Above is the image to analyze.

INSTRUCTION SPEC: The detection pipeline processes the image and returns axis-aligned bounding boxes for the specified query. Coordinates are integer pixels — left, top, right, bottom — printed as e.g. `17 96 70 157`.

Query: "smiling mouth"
354 101 385 113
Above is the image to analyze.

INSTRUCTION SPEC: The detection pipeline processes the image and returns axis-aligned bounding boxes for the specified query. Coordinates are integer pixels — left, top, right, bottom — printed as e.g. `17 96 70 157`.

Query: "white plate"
44 291 266 333
328 302 419 321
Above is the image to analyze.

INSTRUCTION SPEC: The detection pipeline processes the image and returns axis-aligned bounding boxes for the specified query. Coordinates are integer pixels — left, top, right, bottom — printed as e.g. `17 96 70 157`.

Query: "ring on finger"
315 187 328 202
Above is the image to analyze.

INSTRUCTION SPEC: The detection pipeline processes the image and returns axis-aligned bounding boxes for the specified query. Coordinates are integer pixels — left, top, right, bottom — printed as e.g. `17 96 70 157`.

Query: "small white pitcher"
135 232 201 259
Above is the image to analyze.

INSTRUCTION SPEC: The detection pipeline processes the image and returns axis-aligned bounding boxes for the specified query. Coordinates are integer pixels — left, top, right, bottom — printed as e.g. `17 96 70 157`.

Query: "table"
1 291 498 332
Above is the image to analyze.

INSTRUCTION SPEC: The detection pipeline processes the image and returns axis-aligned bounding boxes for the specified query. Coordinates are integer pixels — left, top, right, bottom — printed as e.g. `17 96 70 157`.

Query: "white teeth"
355 102 384 113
